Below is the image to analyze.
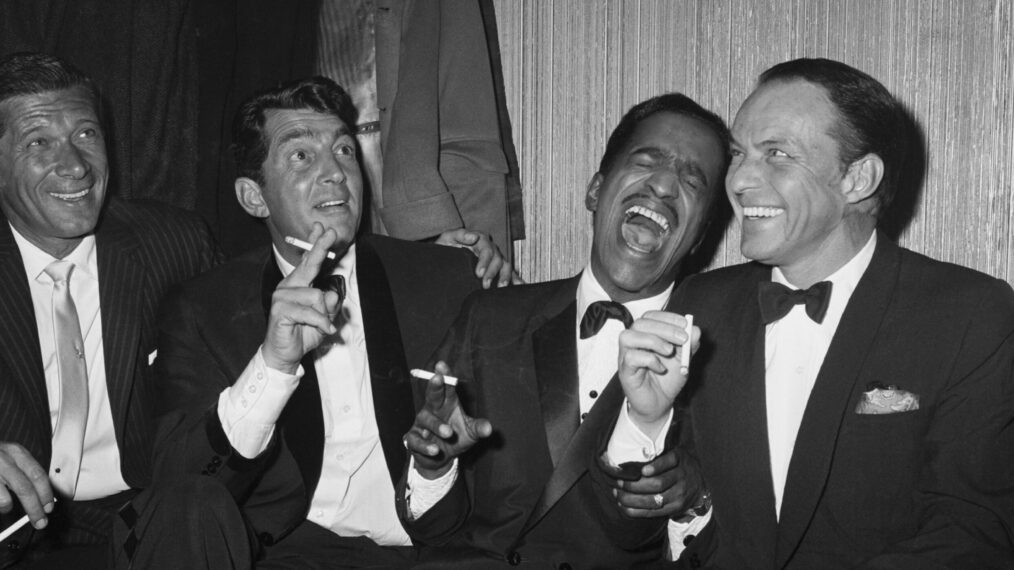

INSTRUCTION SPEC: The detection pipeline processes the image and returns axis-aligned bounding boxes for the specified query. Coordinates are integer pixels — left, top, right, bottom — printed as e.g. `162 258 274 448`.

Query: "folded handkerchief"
855 385 920 414
148 350 158 366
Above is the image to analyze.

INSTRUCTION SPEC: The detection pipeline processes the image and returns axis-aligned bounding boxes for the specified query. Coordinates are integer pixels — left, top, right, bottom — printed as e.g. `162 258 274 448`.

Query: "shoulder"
103 198 212 240
165 247 267 310
676 262 766 303
894 245 1014 317
457 277 577 333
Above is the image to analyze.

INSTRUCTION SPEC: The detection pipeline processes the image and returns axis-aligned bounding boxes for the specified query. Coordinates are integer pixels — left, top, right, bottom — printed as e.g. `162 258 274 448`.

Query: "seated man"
672 58 1014 568
0 52 218 567
402 93 729 567
126 76 493 569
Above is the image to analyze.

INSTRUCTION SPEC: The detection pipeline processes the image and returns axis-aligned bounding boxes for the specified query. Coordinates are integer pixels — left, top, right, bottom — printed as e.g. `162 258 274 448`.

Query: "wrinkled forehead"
733 80 840 148
0 86 101 136
262 108 351 149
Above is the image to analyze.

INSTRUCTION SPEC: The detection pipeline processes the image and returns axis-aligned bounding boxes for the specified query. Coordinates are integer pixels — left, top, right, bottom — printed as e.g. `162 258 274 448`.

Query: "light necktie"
44 260 89 498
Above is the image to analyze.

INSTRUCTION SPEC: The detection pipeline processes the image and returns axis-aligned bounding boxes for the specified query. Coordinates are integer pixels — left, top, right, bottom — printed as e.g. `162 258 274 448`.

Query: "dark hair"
759 58 908 220
232 76 358 184
598 93 731 176
0 52 100 138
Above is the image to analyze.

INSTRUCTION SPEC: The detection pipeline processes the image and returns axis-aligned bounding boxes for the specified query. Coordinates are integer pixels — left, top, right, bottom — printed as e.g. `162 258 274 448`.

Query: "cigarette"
0 499 56 542
680 314 693 376
410 369 458 387
284 236 337 260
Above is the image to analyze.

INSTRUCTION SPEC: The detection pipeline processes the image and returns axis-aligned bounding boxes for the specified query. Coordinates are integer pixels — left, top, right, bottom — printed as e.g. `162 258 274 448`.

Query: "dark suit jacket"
152 235 479 548
0 198 218 548
674 235 1014 569
401 276 673 569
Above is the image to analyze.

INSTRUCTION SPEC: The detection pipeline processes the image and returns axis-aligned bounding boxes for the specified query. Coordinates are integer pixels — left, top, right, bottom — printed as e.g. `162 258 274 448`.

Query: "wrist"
626 403 670 440
260 347 299 375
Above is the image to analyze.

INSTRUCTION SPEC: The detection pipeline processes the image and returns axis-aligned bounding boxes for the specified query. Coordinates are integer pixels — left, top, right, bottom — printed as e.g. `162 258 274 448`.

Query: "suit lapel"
356 240 414 486
775 237 900 566
532 292 580 468
95 217 146 444
0 222 50 456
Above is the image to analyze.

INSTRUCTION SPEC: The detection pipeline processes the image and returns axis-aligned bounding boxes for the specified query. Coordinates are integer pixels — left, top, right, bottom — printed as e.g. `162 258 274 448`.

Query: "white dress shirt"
13 225 130 501
218 244 411 546
765 232 877 518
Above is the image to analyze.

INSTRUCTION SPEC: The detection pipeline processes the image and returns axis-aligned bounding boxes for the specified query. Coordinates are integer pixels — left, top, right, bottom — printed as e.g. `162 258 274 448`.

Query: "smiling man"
672 58 1014 568
123 76 487 569
396 93 728 568
0 52 218 567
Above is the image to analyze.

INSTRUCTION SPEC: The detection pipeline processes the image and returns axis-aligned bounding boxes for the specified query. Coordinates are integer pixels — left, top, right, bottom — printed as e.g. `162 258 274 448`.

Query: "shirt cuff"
605 399 674 465
217 346 303 458
405 456 459 520
667 508 712 560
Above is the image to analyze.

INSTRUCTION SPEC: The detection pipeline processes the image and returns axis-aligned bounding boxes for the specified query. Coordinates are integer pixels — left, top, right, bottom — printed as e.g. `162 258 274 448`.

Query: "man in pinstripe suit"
0 52 218 568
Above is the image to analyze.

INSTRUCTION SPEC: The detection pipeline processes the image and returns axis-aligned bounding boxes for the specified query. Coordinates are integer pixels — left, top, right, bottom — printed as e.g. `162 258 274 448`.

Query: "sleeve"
405 457 459 520
217 348 301 458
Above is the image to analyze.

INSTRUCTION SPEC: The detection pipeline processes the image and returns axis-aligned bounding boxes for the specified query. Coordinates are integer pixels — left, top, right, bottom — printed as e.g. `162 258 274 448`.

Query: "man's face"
727 80 853 276
586 111 725 302
256 108 362 263
0 87 107 257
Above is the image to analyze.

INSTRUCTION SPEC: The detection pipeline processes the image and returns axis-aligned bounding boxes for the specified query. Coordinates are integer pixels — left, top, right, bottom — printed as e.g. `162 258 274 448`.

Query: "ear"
235 177 269 219
585 173 604 212
841 153 884 206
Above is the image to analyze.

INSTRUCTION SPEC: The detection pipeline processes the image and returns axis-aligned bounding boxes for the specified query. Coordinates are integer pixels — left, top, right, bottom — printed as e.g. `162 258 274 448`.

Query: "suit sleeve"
858 278 1014 569
151 284 275 500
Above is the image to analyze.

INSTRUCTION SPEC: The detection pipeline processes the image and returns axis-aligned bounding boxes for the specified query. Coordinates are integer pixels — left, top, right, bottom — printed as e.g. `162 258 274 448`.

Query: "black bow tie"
313 274 347 306
580 300 633 339
757 280 832 324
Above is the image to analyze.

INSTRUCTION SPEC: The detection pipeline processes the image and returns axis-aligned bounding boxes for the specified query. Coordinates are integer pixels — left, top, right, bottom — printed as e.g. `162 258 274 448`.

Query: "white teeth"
316 200 346 208
51 188 90 201
742 206 784 218
625 205 670 232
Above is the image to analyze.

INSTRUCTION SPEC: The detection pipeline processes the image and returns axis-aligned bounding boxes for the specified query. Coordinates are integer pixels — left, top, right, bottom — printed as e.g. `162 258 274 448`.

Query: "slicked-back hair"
232 76 358 185
759 58 908 221
598 93 731 177
0 52 100 138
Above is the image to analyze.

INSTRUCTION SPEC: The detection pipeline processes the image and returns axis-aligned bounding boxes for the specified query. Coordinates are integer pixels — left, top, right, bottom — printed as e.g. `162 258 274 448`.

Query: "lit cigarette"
411 368 459 387
0 499 55 542
284 236 337 260
680 314 693 376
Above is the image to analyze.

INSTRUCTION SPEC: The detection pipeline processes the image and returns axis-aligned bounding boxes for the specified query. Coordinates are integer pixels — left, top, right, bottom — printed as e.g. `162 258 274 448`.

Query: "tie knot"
757 280 833 325
580 300 633 339
44 260 75 285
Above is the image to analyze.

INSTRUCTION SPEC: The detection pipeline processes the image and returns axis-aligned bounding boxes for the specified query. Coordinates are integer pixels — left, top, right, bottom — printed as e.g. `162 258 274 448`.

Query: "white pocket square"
855 385 920 414
148 350 158 366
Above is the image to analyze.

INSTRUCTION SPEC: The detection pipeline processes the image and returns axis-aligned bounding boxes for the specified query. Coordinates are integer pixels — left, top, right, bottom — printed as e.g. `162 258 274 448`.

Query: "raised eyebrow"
276 126 316 149
628 146 669 160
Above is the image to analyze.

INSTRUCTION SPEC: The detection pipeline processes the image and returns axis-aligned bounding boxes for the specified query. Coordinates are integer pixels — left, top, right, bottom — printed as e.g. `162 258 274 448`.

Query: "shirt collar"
272 242 357 284
11 223 98 283
576 266 673 323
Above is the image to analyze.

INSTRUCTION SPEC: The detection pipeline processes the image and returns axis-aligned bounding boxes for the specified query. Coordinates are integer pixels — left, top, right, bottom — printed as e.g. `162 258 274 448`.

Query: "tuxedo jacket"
151 235 478 547
0 199 218 534
674 235 1014 569
401 276 673 569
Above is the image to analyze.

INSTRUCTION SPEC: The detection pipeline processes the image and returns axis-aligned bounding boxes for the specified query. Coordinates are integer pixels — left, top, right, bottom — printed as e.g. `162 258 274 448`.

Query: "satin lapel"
96 220 146 442
265 257 325 500
0 223 50 455
356 241 414 486
532 296 579 468
523 372 625 533
775 237 900 567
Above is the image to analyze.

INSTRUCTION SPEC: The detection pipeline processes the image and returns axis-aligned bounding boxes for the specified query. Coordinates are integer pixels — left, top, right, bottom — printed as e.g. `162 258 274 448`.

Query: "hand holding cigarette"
0 442 56 541
617 311 699 438
262 223 342 374
404 361 491 480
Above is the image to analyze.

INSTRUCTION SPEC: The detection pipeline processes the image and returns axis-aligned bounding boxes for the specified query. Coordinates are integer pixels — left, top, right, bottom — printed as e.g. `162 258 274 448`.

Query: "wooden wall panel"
495 0 1014 285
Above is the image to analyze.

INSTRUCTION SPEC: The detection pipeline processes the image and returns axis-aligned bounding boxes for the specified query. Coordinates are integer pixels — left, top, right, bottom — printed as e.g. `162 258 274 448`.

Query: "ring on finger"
653 493 664 508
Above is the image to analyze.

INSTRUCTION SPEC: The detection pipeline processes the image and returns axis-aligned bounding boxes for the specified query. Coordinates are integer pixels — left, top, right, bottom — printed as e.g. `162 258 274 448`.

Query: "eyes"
288 142 356 164
25 127 101 149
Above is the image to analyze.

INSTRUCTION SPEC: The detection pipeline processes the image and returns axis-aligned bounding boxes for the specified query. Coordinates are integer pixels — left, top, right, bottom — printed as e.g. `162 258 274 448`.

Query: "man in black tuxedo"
669 58 1014 568
129 76 492 569
399 93 729 568
0 52 218 567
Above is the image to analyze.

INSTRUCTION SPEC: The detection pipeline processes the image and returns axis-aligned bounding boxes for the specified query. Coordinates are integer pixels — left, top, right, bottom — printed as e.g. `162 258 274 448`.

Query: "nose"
646 168 679 199
726 154 759 196
55 143 89 179
318 152 348 186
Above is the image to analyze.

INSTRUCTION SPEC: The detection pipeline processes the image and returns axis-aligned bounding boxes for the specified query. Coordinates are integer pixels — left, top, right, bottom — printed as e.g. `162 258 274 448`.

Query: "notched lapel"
0 225 50 455
776 238 900 566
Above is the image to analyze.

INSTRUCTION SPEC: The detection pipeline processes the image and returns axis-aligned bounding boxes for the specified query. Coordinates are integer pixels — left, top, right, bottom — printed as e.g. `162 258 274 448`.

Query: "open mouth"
315 199 347 210
621 204 674 254
742 206 784 219
49 188 90 202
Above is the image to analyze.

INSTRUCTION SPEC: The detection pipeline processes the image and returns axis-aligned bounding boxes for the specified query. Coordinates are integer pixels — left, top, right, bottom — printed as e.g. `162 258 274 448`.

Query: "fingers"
496 259 514 289
285 223 338 287
271 289 337 336
0 444 53 529
614 484 686 518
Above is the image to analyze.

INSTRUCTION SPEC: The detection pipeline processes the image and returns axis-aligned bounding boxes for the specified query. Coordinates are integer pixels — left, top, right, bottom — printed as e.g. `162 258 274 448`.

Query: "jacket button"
6 540 20 552
683 533 696 546
506 551 521 565
211 456 222 466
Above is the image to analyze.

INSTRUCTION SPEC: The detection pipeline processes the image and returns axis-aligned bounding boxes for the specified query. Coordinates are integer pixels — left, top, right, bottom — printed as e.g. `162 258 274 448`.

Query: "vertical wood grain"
495 0 1014 285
